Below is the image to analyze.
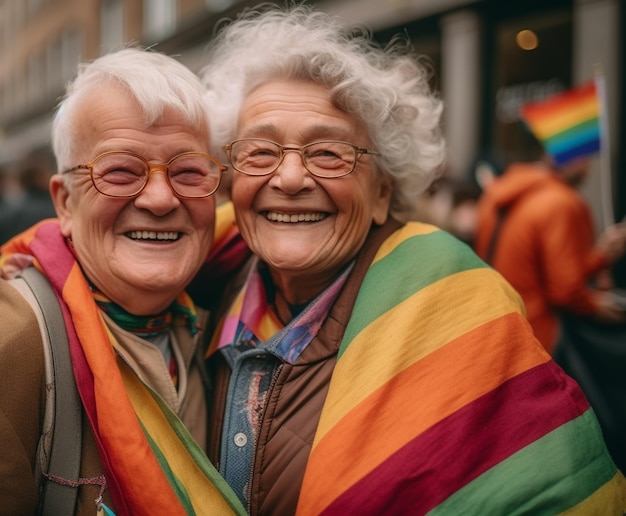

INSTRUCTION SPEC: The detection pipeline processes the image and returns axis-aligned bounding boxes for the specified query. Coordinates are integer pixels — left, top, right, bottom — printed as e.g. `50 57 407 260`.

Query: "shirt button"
234 432 248 447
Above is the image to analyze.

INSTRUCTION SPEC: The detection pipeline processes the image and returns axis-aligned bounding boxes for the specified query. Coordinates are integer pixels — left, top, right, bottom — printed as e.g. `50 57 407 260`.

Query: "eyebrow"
240 123 354 142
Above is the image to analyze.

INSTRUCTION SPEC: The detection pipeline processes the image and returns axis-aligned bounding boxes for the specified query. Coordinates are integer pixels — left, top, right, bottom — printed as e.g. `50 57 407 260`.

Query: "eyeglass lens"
91 153 221 198
229 140 358 178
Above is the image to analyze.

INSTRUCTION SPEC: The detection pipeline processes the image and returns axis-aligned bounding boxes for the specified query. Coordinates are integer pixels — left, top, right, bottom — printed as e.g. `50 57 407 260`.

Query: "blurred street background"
0 0 624 255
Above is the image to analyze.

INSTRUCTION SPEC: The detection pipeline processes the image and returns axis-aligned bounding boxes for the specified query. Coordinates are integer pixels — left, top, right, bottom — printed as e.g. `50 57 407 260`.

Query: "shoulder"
525 174 580 206
373 222 525 312
0 277 41 347
379 222 489 274
0 277 45 388
0 277 46 402
0 278 46 513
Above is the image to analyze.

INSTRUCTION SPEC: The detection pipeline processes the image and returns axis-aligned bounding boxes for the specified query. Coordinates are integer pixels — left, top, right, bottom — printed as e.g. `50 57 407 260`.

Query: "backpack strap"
11 267 82 515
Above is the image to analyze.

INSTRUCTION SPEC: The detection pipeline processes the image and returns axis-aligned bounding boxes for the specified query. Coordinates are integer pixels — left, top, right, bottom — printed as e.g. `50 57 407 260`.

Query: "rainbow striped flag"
295 222 626 514
520 80 601 166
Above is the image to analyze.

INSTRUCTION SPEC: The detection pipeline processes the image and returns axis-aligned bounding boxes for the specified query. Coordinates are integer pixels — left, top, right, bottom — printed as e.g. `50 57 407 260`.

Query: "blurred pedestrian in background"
474 85 626 473
474 138 626 355
198 4 626 514
410 154 504 248
0 165 9 218
0 149 56 245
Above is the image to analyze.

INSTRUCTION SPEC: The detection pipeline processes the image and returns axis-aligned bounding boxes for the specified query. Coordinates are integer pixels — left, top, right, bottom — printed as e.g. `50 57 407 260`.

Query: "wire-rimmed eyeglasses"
223 138 379 179
62 150 227 198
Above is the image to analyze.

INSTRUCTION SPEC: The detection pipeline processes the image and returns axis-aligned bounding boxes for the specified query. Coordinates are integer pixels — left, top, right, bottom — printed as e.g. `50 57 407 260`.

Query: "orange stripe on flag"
299 313 550 513
523 96 598 139
313 267 526 437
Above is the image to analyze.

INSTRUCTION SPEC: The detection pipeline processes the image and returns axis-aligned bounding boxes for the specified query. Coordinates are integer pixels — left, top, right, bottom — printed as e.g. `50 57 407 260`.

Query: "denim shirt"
218 263 353 507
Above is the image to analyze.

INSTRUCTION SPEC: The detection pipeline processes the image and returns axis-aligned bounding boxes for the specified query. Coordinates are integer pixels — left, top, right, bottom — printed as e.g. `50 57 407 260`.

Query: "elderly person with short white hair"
0 48 244 515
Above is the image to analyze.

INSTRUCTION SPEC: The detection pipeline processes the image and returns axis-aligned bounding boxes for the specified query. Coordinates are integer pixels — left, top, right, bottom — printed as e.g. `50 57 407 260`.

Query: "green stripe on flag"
427 410 617 516
146 386 247 515
544 117 600 155
141 421 196 514
340 230 487 354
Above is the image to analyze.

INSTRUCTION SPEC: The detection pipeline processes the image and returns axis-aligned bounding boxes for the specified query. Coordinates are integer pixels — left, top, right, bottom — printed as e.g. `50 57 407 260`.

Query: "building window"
0 2 9 55
46 40 63 94
492 9 572 162
205 0 237 12
27 0 44 17
375 16 442 95
101 0 125 53
27 52 45 105
61 28 83 83
15 66 26 114
143 0 177 41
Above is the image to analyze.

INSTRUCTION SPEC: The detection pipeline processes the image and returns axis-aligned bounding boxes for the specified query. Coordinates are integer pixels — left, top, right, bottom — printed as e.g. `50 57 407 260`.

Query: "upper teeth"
266 212 326 223
128 231 179 240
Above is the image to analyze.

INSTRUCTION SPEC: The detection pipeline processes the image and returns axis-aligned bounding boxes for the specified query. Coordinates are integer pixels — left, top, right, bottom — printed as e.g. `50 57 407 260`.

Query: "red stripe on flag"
298 313 549 514
321 361 590 515
521 81 597 121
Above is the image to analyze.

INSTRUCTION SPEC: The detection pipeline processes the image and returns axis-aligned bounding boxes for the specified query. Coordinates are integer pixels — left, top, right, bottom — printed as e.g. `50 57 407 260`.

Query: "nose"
268 150 315 194
133 166 181 214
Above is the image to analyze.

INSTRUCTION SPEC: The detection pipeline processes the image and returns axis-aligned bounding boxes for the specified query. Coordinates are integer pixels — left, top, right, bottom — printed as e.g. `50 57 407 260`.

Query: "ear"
50 175 73 237
372 175 392 226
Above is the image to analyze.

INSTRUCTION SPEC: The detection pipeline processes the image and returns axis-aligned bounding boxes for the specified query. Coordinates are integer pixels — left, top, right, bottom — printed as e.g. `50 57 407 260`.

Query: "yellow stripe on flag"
118 357 243 515
313 267 534 440
526 96 599 139
372 222 439 264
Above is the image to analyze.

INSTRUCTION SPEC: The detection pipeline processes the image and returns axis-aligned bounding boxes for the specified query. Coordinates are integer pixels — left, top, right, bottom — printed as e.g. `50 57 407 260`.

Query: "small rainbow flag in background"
520 80 601 166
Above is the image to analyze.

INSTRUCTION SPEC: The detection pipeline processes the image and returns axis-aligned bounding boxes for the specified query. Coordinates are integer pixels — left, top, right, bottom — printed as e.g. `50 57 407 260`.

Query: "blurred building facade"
0 0 624 227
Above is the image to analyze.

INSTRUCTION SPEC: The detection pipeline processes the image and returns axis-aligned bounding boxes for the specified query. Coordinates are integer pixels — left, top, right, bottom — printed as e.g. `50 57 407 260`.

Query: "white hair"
52 47 210 174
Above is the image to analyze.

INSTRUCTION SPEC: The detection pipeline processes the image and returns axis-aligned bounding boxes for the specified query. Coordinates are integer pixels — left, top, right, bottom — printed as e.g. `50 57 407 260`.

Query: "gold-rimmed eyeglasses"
223 138 379 179
62 151 227 198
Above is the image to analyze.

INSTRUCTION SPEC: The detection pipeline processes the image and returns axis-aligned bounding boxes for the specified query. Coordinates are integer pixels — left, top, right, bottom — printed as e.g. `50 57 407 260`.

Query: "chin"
266 256 321 274
263 250 311 268
128 270 188 293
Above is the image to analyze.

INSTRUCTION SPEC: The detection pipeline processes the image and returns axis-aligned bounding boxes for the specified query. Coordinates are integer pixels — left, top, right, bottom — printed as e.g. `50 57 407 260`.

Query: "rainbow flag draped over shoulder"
520 80 601 166
0 220 245 516
296 223 626 515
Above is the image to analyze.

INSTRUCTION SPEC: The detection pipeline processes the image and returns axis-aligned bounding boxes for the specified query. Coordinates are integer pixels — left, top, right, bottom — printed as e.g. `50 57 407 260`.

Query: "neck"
268 267 342 306
95 285 177 316
273 289 297 325
82 269 177 316
91 285 198 337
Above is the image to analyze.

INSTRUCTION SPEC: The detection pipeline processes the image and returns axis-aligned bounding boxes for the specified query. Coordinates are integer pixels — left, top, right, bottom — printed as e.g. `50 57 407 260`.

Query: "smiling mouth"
265 211 328 223
126 230 181 241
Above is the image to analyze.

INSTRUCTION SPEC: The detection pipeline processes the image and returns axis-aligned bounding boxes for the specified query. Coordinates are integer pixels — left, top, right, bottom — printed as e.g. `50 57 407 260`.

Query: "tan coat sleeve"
0 278 46 515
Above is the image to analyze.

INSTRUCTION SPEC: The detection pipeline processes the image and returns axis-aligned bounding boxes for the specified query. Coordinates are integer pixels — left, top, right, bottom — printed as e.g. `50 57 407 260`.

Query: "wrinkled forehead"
237 78 370 144
67 84 206 161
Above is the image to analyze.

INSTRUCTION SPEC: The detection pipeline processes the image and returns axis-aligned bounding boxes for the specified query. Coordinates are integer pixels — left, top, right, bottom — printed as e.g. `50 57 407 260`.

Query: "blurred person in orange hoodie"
474 150 626 353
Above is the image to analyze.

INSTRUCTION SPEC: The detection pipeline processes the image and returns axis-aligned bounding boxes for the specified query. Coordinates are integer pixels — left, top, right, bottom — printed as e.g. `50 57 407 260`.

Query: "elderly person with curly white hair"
198 4 626 515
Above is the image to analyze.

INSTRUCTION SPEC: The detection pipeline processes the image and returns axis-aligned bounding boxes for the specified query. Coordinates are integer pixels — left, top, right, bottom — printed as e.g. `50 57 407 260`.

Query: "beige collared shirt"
102 310 209 449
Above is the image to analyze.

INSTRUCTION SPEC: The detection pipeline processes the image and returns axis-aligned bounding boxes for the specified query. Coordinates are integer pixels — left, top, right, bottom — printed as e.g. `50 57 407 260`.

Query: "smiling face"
50 83 216 315
231 79 391 303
